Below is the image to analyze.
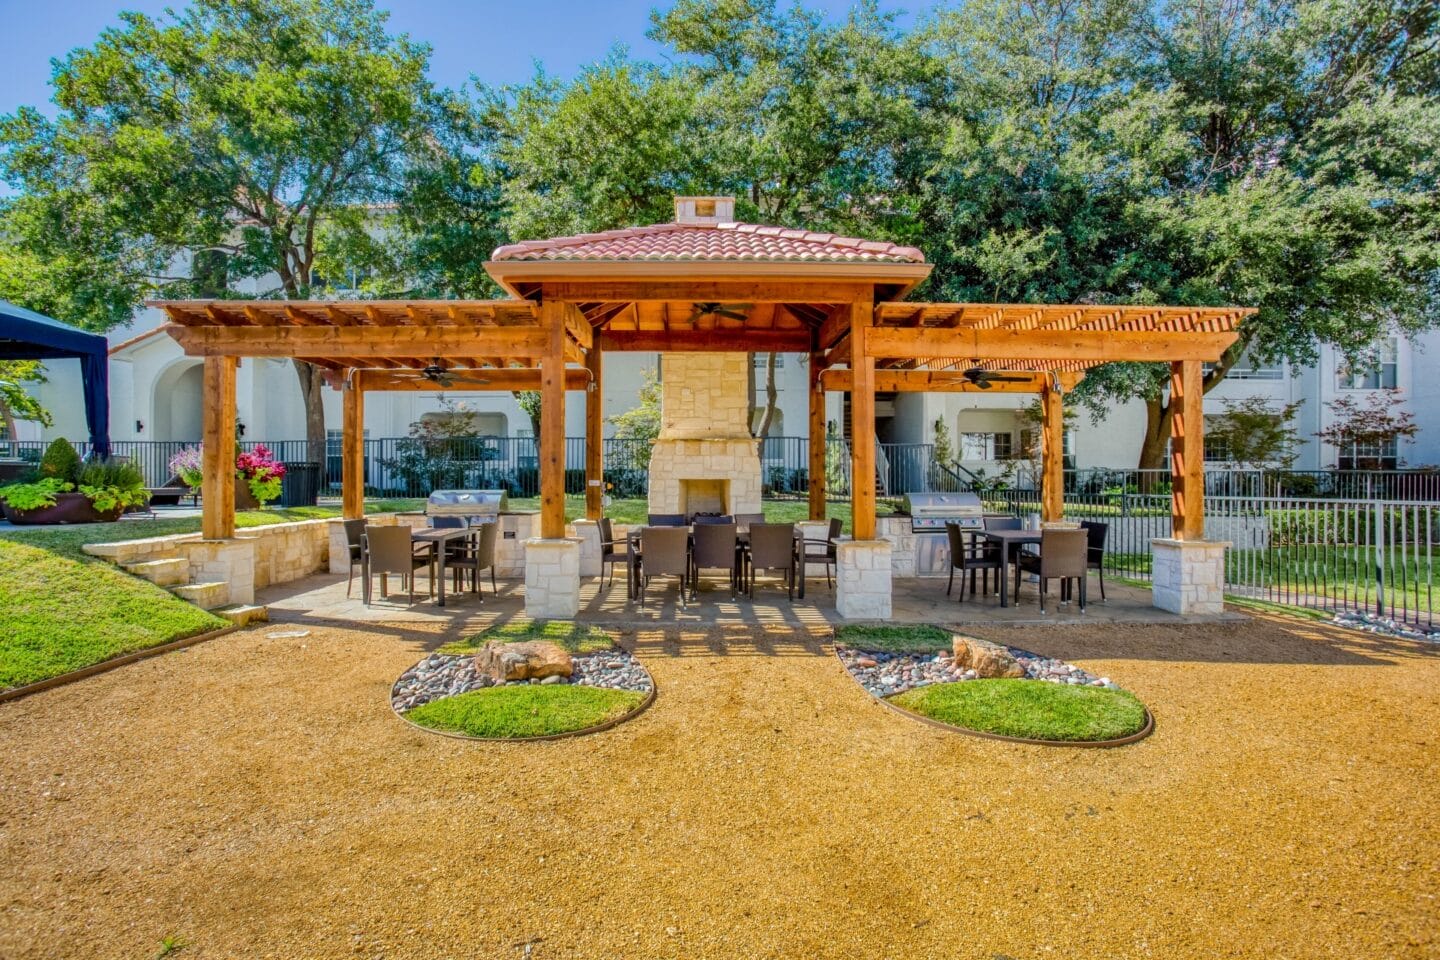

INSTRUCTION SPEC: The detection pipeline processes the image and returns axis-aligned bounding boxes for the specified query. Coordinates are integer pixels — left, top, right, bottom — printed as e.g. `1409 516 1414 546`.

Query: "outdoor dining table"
979 528 1043 608
625 524 807 600
409 525 477 608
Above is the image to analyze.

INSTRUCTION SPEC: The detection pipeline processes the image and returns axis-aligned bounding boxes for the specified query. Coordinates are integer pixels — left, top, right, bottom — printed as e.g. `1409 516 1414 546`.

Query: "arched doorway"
152 360 205 441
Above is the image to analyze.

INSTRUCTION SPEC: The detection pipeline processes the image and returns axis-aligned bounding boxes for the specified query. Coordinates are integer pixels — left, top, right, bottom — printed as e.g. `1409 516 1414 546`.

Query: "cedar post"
808 353 827 521
539 302 568 539
1040 380 1064 523
584 337 603 520
849 300 877 540
201 356 237 540
1170 359 1205 540
342 374 365 520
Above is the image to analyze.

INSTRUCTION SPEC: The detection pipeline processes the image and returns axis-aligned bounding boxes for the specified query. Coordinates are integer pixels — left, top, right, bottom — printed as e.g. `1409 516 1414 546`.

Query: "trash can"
279 461 322 507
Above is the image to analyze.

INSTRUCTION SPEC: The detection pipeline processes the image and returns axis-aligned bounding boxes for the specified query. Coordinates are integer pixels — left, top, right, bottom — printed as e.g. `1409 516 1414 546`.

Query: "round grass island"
834 624 1153 747
392 622 654 742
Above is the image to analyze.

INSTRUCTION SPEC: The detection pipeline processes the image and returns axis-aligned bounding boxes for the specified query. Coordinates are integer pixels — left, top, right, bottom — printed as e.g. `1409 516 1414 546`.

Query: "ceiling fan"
690 302 751 322
405 360 492 389
962 367 1034 389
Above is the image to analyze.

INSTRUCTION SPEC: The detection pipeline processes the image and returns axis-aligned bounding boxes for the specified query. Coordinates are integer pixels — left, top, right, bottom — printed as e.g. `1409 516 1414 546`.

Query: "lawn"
403 684 646 739
438 620 616 656
889 678 1148 742
0 499 422 690
833 623 953 653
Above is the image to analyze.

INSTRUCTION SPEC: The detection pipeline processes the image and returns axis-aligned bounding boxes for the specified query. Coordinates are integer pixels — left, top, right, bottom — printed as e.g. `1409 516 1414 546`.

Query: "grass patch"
0 498 421 690
438 620 616 656
404 684 645 738
889 679 1148 742
835 623 953 653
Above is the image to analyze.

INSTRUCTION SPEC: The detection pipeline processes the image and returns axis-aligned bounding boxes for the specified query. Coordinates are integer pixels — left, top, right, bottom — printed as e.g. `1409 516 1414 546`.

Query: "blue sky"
0 0 916 117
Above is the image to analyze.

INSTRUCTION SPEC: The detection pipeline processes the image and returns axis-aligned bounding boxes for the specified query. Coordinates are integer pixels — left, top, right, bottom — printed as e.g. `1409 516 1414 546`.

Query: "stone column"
573 519 603 577
835 539 892 620
524 538 582 619
1151 538 1228 615
180 538 257 606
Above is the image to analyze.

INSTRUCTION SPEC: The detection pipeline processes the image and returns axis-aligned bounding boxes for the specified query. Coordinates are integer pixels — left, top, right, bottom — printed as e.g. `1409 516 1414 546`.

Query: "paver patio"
0 613 1435 958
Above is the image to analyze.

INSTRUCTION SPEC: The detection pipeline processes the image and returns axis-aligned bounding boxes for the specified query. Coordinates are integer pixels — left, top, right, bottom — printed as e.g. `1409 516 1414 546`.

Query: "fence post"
1373 499 1386 618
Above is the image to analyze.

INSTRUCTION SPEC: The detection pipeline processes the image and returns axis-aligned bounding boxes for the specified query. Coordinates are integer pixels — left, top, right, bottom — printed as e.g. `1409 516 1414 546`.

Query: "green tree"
1315 391 1418 468
0 361 50 442
609 369 662 446
0 0 461 460
1207 397 1303 469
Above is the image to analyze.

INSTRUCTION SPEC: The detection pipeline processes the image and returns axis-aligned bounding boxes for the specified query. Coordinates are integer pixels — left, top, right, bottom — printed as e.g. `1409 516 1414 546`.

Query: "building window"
1338 438 1398 470
1337 338 1398 390
1210 349 1283 380
1204 433 1232 463
325 428 368 456
960 432 1013 460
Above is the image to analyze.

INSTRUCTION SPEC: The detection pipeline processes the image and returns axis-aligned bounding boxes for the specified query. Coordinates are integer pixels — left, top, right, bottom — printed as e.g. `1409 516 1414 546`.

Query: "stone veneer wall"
524 538 581 618
1151 538 1228 615
648 353 763 515
85 517 330 591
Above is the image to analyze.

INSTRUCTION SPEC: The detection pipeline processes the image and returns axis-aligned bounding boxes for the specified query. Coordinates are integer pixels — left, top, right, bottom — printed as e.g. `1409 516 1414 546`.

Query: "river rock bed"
837 644 1117 699
392 650 652 712
1331 610 1438 643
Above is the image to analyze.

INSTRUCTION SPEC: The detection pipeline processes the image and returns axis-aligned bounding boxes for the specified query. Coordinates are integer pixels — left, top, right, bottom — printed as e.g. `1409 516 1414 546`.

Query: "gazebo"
0 299 111 456
152 197 1250 619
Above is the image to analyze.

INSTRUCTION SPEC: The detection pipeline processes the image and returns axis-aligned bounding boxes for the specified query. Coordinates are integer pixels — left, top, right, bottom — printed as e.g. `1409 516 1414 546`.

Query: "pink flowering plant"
171 444 286 505
236 444 286 506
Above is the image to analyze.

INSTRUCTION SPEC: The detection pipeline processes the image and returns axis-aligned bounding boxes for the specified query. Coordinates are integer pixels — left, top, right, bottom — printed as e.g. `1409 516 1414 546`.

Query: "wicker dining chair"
343 518 366 598
638 526 690 606
363 524 432 605
1015 528 1089 613
946 521 1001 602
746 522 798 600
597 517 628 588
800 517 843 588
690 521 740 599
1080 520 1109 601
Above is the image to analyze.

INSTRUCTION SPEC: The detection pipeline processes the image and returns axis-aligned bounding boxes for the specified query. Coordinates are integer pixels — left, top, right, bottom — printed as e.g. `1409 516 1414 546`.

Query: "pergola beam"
819 369 1085 393
866 328 1238 362
171 325 549 359
597 329 812 353
354 368 590 391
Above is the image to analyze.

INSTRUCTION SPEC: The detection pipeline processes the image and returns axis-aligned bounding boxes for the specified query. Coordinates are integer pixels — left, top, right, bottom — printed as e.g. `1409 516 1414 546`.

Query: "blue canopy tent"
0 300 111 457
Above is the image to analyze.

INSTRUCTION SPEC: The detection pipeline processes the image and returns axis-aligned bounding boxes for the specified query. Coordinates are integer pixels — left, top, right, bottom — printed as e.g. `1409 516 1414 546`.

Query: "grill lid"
902 492 983 515
426 489 509 516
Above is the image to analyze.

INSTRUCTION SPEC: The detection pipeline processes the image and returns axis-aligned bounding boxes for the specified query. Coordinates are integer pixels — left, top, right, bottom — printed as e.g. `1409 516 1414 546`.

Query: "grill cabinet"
425 489 508 523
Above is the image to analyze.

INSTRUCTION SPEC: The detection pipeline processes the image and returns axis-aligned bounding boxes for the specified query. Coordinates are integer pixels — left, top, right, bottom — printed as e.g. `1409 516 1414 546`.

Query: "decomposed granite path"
1 614 1437 959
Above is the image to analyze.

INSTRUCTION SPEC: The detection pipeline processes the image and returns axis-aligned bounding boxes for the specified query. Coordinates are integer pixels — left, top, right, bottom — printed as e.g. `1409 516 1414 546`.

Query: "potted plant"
0 439 149 524
167 443 287 509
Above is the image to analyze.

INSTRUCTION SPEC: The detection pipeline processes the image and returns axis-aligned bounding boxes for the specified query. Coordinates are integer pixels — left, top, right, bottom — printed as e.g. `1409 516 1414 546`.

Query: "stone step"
169 581 229 609
211 603 269 627
122 557 190 587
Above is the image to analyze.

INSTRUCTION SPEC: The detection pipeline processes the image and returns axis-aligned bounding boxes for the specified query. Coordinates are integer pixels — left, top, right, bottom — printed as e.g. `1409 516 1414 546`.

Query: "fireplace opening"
679 479 729 517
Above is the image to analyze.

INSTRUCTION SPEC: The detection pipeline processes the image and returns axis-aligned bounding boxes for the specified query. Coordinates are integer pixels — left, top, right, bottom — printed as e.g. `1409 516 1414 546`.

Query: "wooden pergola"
152 215 1251 564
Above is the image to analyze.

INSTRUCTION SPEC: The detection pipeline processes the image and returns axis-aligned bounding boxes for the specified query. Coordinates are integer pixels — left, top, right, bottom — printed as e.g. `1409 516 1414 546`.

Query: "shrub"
0 477 73 511
39 438 82 483
168 445 204 490
76 458 149 512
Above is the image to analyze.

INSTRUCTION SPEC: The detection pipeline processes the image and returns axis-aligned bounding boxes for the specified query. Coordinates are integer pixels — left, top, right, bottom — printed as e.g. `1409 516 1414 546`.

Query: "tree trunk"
757 352 779 438
0 397 17 445
292 359 327 465
746 353 757 435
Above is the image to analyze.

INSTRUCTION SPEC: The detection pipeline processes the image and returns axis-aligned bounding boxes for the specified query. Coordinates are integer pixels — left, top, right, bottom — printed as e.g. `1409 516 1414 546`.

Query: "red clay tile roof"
490 222 926 264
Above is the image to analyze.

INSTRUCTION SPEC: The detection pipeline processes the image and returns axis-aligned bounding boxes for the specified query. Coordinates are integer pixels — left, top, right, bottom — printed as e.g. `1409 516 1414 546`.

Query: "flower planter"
235 482 259 511
1 492 123 525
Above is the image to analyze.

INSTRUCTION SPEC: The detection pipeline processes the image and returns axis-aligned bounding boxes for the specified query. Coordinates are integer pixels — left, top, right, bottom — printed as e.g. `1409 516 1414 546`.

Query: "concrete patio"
258 569 1246 631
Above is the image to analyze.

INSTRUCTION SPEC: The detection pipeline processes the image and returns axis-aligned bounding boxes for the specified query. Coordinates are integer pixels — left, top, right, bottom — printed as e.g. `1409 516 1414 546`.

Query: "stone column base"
1151 538 1228 615
180 538 256 606
835 539 892 619
572 519 602 577
524 538 582 619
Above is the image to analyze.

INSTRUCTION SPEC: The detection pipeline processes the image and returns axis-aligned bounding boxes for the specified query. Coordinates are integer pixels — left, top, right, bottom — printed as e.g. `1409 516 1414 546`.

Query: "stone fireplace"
647 353 763 516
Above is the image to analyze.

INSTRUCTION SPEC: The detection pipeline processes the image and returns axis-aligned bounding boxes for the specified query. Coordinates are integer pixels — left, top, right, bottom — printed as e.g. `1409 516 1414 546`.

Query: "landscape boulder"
951 635 1026 679
473 640 573 683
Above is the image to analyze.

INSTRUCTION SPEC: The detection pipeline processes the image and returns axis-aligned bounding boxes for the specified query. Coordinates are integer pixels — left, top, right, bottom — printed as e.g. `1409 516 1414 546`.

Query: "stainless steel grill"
425 489 508 521
902 492 985 533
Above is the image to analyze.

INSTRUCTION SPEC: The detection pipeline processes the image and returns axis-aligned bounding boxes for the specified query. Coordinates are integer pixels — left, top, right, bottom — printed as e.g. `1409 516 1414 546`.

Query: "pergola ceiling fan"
402 360 492 389
690 302 751 322
962 367 1033 389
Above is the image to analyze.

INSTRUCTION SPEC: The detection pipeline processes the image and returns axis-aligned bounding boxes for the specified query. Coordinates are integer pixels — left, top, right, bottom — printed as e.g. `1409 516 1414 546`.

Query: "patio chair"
343 518 366 598
638 526 690 606
800 517 843 588
1015 528 1088 614
597 517 628 589
363 524 433 606
690 521 740 599
746 522 797 600
647 513 687 527
1080 520 1109 601
448 520 498 596
946 521 1001 602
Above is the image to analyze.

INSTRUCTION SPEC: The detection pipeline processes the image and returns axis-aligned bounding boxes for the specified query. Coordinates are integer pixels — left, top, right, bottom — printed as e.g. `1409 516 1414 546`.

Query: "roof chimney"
674 195 735 226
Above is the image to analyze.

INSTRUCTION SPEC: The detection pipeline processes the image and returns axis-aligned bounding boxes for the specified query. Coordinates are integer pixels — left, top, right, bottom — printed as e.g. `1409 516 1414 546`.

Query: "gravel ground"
1 615 1438 959
1332 609 1439 643
391 650 653 712
837 644 1116 697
